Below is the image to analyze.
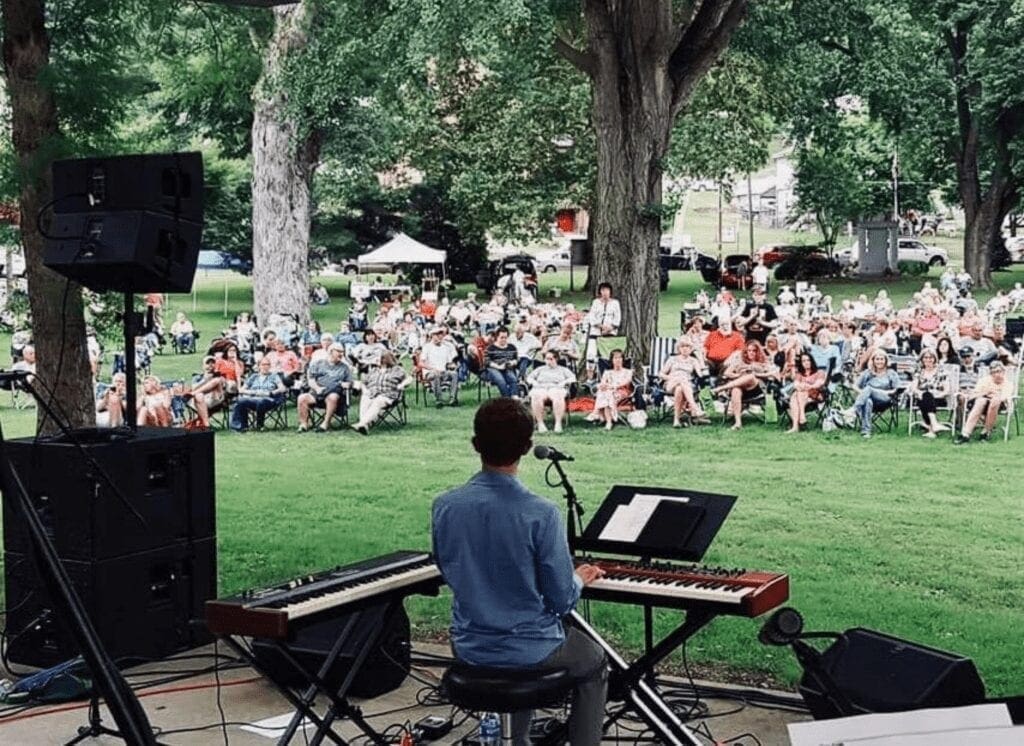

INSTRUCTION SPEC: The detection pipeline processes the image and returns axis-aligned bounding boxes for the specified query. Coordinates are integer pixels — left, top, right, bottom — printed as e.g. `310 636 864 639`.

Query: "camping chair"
907 364 959 435
640 337 680 422
308 389 350 431
371 387 409 431
776 358 837 430
867 388 902 433
718 379 776 427
184 389 235 430
998 362 1021 441
172 331 200 354
590 354 642 426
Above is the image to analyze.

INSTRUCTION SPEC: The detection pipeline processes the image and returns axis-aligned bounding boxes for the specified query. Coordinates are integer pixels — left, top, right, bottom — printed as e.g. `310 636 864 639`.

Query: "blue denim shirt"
431 470 582 667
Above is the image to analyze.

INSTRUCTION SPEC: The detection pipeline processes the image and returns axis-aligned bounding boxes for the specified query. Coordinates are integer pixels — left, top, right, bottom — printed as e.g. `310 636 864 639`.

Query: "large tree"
250 3 321 326
2 0 91 431
784 0 1024 287
551 1 749 360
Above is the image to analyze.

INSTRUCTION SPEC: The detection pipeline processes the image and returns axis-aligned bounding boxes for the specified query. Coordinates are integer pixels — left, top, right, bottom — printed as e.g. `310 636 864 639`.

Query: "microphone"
758 607 804 647
533 444 574 462
0 369 32 385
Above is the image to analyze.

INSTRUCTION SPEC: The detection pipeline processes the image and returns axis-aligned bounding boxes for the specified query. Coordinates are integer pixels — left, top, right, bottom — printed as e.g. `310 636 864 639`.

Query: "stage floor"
0 642 808 745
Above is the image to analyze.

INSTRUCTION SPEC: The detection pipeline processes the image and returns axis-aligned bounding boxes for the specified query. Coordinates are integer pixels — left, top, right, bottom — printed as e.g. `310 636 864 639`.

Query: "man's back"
432 471 579 667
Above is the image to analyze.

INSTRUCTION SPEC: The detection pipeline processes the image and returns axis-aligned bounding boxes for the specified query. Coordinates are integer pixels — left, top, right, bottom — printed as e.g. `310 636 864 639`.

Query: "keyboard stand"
218 600 399 746
569 607 716 746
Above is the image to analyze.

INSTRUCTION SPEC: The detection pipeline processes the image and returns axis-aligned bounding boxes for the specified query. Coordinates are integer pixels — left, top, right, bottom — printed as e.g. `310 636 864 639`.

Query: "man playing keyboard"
431 399 608 746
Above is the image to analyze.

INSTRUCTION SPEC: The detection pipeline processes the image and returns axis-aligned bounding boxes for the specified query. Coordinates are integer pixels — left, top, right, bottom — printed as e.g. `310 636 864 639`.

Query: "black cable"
33 193 86 241
721 733 763 746
212 638 228 746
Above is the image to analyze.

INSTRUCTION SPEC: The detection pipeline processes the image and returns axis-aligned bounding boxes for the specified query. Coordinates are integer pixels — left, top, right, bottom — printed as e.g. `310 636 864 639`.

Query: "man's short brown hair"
473 398 533 466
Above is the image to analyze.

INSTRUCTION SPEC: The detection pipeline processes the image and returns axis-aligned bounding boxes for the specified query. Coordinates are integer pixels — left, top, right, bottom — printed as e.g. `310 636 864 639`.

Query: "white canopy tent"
356 233 447 278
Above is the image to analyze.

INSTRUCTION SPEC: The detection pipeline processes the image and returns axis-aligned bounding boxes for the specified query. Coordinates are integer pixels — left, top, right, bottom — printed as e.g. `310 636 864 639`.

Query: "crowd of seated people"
11 268 1016 447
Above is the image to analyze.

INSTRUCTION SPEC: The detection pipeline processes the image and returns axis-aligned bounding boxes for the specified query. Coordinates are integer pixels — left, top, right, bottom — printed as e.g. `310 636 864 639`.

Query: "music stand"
573 484 736 562
568 485 739 746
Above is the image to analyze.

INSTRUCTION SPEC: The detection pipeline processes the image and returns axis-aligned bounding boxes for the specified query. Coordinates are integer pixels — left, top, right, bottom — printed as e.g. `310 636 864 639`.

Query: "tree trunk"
250 4 320 328
561 0 749 364
2 0 94 433
583 7 677 365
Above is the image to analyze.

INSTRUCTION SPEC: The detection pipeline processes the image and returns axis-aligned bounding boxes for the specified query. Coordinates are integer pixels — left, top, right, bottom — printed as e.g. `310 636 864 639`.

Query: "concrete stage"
0 642 809 745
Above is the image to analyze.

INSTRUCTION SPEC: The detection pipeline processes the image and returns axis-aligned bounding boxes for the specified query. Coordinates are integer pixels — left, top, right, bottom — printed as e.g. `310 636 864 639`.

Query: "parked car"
535 248 572 273
836 238 949 268
475 253 539 295
773 252 841 281
696 253 756 289
658 244 697 270
757 244 814 268
196 249 253 274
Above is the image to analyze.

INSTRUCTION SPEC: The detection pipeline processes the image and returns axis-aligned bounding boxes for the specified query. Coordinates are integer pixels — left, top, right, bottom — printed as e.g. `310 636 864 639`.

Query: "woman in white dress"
593 349 633 431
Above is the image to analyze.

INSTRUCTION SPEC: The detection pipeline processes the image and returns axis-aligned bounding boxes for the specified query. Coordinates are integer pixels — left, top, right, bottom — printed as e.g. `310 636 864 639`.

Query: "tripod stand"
66 696 120 745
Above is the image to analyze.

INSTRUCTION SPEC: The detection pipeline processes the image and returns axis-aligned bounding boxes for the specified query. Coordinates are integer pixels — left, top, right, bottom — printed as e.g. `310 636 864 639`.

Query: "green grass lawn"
0 263 1021 696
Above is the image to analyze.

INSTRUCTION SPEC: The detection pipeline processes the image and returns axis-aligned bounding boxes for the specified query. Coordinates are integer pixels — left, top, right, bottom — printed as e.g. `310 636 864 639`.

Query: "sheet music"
598 504 650 542
598 494 692 543
631 494 690 515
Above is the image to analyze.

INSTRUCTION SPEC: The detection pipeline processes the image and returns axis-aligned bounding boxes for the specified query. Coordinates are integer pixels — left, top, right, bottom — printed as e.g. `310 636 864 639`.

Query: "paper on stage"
598 494 691 542
787 703 1017 746
599 504 648 542
241 712 313 738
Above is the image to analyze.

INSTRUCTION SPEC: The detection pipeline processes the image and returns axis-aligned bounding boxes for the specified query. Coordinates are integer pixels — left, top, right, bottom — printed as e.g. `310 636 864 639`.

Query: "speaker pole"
123 291 138 431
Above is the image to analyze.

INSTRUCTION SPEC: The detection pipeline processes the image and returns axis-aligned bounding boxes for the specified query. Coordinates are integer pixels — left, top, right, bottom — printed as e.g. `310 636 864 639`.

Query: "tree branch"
553 34 594 77
668 0 750 112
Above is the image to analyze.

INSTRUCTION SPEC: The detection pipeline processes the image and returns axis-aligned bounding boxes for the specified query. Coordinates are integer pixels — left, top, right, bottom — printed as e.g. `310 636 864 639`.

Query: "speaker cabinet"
799 628 986 719
52 152 203 222
43 211 202 293
44 152 203 293
251 605 411 698
2 428 215 561
4 539 216 668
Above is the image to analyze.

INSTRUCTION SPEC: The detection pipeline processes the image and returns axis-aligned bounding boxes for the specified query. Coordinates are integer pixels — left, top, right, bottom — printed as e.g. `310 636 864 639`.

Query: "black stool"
442 663 572 744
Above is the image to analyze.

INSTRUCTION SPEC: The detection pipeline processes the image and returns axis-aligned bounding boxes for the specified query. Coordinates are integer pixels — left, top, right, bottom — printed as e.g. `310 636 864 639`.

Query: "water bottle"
478 711 501 745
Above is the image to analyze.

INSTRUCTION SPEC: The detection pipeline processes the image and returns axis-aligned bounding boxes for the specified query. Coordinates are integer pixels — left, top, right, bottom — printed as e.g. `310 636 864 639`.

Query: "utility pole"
891 146 900 226
747 173 755 257
717 182 723 262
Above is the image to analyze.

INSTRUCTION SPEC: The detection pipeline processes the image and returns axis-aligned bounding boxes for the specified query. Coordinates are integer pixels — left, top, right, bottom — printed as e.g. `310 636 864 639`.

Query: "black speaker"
2 428 215 561
52 152 203 222
4 539 216 668
251 605 411 699
44 152 203 293
44 210 202 293
799 628 986 719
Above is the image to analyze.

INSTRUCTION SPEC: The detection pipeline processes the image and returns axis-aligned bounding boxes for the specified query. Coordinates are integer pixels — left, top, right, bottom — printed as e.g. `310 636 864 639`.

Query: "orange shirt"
704 330 745 363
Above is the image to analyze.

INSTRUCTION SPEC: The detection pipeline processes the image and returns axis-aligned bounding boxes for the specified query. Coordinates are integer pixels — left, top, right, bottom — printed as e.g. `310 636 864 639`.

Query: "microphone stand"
546 458 585 550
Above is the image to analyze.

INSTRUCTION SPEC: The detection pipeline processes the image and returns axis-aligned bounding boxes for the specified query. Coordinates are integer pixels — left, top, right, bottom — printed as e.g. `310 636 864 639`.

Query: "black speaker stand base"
66 696 120 745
